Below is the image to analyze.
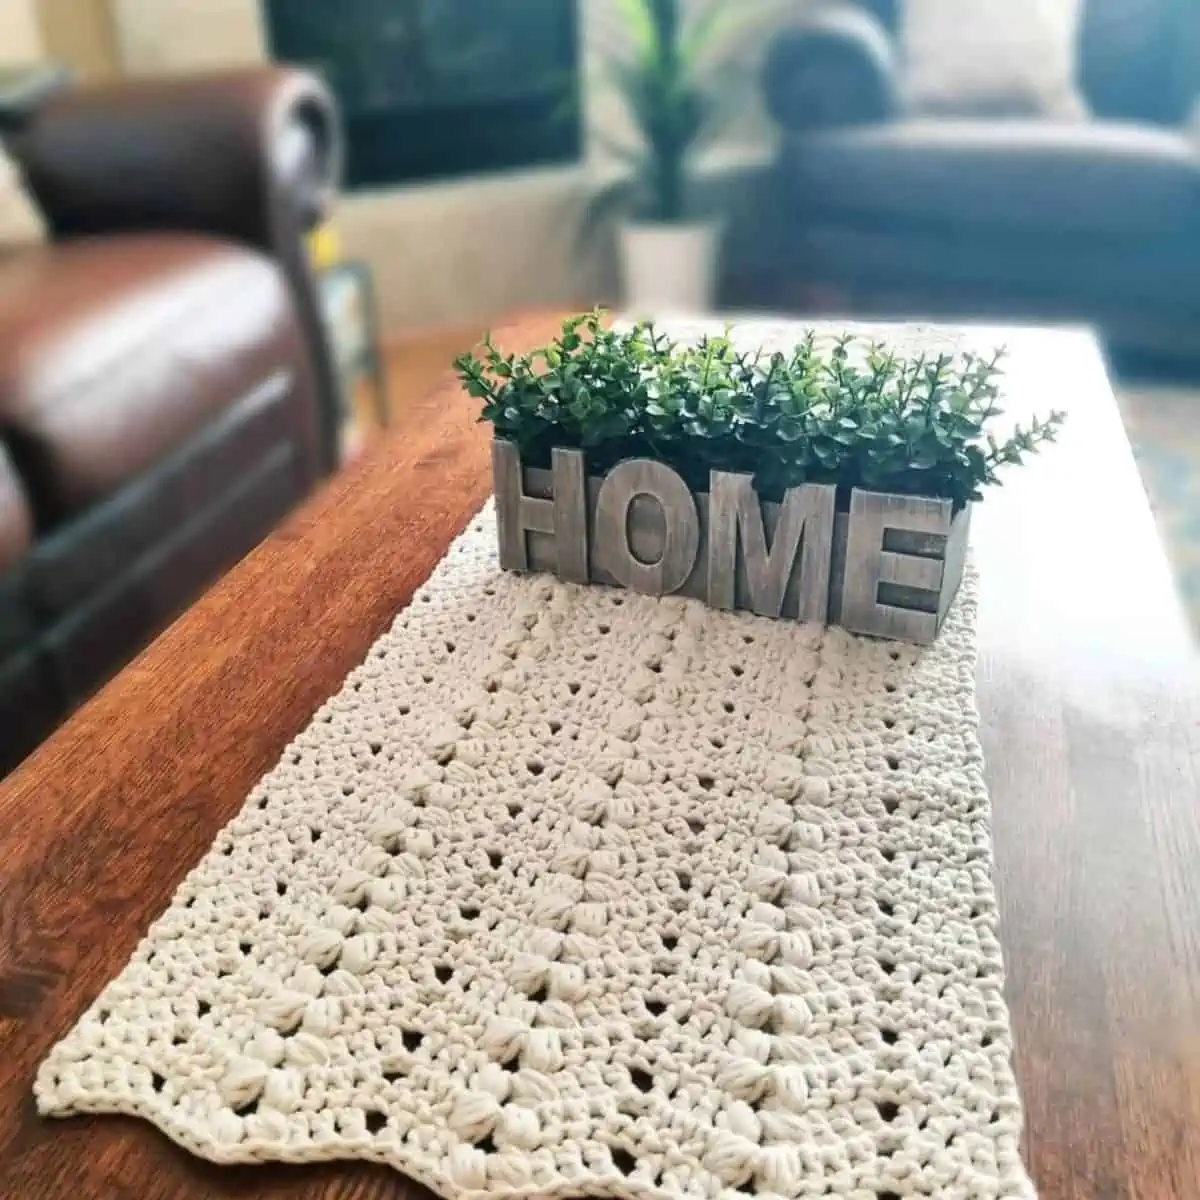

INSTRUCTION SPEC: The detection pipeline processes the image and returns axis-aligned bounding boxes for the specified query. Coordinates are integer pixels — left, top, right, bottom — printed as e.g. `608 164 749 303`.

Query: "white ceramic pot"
618 220 721 316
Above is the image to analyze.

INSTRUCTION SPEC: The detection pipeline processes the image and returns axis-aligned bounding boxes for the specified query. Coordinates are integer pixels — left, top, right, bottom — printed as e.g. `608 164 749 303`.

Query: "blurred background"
4 1 1196 338
1 0 1198 768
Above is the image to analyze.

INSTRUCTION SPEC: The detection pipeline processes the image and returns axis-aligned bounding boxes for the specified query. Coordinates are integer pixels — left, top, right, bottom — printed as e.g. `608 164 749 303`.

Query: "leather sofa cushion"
783 119 1200 235
0 440 32 571
26 371 296 616
0 232 299 522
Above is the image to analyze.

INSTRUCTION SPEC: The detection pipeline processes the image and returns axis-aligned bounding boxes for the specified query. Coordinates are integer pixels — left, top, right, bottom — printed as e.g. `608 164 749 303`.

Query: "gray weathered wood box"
493 440 970 645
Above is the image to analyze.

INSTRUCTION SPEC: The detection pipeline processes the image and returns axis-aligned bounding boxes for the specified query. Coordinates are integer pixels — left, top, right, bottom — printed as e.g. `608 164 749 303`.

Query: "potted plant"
588 0 758 313
456 312 1064 644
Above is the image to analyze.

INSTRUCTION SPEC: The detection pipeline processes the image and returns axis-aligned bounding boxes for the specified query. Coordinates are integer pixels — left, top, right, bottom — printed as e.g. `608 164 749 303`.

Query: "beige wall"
0 0 43 65
38 0 120 81
99 0 789 333
0 0 44 246
112 0 265 74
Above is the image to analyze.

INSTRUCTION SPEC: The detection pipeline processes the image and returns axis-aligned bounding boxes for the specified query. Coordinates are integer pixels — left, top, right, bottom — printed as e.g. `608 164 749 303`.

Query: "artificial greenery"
587 0 760 225
457 311 1065 511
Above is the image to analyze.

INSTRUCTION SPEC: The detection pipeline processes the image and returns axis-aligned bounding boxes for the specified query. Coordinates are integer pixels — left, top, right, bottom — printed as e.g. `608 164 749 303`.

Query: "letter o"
594 460 700 596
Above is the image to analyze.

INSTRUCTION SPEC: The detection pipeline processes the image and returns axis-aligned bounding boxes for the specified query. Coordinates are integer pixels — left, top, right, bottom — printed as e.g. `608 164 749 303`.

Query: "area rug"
36 507 1034 1200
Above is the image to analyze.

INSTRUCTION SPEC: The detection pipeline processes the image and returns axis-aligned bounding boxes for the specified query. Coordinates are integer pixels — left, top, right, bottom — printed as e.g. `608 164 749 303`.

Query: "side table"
317 259 388 462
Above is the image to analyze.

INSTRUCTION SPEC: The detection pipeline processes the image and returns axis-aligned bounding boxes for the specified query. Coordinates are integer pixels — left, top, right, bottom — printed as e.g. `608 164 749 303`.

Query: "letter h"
492 440 588 583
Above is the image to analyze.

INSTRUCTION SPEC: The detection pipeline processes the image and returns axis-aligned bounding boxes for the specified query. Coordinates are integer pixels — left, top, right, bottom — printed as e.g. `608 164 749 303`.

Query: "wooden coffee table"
1 314 1196 1199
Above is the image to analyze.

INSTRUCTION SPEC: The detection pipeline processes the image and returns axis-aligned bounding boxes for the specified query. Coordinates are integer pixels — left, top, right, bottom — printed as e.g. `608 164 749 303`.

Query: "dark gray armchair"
758 0 1200 366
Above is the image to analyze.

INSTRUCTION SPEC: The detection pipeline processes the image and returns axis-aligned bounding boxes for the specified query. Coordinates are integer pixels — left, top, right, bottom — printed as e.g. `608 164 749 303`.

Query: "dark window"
264 0 582 188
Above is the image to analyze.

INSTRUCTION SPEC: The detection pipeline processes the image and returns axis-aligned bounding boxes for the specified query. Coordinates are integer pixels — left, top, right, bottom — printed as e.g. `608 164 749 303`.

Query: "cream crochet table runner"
37 475 1034 1196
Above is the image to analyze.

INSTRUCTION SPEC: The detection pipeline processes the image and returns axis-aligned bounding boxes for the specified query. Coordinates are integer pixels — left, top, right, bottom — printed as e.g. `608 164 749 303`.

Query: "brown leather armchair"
0 68 344 774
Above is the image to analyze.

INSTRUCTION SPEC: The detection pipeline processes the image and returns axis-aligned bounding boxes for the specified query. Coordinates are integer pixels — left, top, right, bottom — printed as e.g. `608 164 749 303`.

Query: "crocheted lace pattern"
37 510 1033 1199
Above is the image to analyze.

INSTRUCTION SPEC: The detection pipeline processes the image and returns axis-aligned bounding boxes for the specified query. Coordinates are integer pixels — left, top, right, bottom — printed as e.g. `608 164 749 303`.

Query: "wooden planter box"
493 440 970 645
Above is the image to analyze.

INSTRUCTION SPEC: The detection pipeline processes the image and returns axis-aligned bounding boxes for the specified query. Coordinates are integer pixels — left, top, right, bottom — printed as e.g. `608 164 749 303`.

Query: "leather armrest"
0 442 32 574
10 68 342 255
764 4 900 133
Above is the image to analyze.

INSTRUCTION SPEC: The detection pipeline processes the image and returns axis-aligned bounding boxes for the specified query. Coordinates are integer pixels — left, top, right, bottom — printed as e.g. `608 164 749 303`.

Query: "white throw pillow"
902 0 1086 118
0 144 44 247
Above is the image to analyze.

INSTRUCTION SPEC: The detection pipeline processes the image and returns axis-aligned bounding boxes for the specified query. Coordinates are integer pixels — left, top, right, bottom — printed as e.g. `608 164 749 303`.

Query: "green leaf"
576 177 639 251
680 0 761 69
616 0 659 60
464 316 1061 506
588 129 648 171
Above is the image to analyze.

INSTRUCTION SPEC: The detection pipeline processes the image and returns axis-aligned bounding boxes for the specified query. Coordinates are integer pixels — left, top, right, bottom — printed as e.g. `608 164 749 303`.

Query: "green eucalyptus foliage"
457 311 1066 511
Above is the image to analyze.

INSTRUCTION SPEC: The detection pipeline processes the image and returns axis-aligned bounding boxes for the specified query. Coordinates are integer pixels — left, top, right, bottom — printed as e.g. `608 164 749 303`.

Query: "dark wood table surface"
1 315 1197 1199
